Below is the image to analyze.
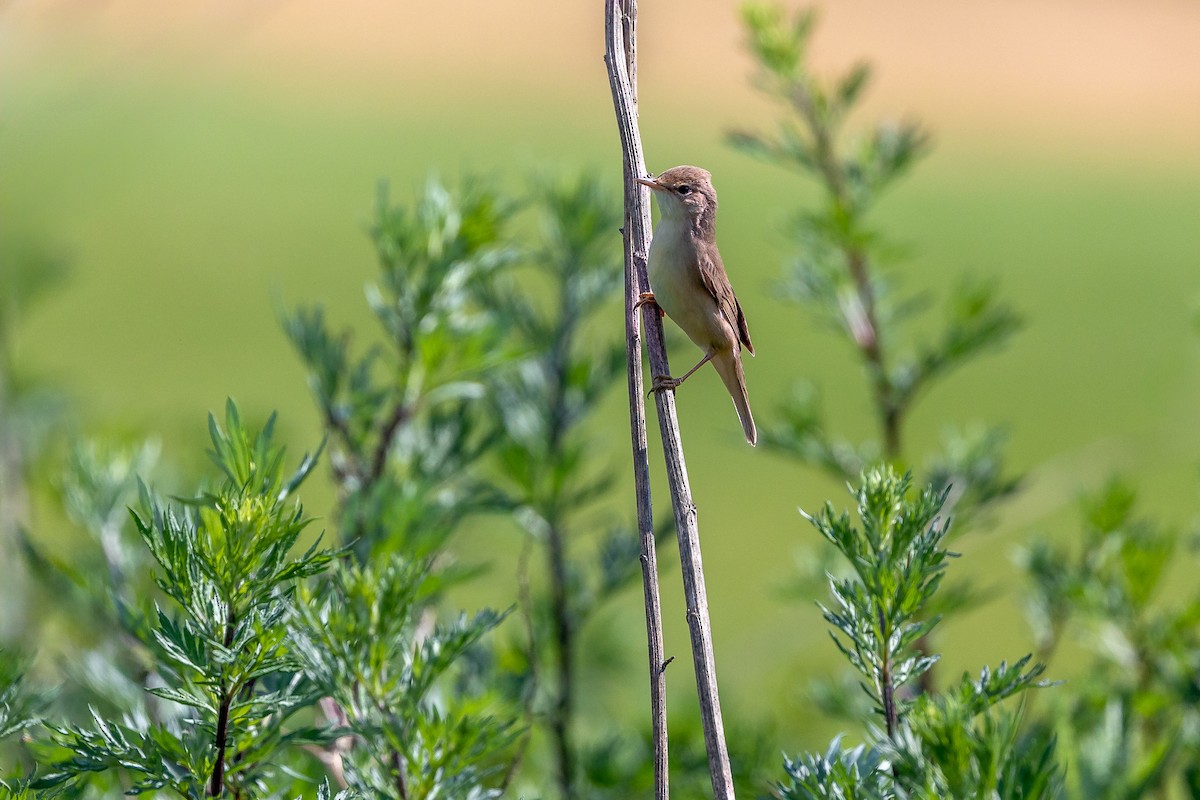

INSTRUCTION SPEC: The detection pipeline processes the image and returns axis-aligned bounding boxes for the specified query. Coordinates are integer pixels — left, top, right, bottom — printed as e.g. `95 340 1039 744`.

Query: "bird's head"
637 165 717 223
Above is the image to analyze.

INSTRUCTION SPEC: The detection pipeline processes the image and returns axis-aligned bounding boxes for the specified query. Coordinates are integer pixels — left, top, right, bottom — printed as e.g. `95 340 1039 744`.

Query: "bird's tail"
713 349 756 446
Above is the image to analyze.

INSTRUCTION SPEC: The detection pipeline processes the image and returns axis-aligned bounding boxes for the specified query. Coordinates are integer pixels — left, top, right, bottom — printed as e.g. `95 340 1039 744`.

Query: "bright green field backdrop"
3 0 1199 749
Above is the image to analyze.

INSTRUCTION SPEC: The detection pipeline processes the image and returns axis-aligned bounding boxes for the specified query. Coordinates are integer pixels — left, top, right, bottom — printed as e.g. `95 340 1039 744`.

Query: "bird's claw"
646 375 680 396
633 292 664 317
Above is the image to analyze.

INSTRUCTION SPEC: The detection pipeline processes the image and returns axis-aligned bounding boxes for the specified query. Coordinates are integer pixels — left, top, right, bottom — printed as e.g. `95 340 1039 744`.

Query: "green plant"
732 3 1020 520
479 172 719 798
1019 478 1200 798
290 556 515 799
7 402 515 799
484 173 630 799
282 179 513 564
32 403 334 797
0 647 48 750
732 3 1023 713
281 181 529 794
775 467 1059 799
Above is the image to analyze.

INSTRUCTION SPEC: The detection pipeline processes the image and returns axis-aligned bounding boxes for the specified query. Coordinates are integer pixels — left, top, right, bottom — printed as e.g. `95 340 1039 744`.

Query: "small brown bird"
636 166 756 445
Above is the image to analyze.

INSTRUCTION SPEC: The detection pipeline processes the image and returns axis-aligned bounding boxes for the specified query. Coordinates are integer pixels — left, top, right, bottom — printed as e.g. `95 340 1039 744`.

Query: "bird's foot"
647 374 682 396
633 292 664 317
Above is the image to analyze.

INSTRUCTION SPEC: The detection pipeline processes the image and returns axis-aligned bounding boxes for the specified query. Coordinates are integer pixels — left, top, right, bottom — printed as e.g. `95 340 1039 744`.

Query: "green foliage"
484 172 674 798
283 179 512 563
776 467 1058 799
1018 479 1200 798
733 4 1020 522
0 648 48 743
282 170 685 798
924 425 1020 530
737 5 923 215
9 401 513 798
735 5 1023 745
806 469 951 731
286 171 678 798
9 175 538 797
887 661 1058 799
23 438 158 607
33 402 333 797
777 738 890 800
290 556 515 799
16 436 168 745
2 7 1196 800
489 173 626 516
8 168 775 797
44 439 165 633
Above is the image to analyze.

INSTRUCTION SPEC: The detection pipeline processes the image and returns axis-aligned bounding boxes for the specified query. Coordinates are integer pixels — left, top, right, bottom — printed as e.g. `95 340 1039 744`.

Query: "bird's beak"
636 176 661 191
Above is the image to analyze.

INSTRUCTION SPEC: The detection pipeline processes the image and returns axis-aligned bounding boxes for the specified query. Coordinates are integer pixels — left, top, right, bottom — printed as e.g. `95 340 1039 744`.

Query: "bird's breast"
647 217 696 313
647 217 729 351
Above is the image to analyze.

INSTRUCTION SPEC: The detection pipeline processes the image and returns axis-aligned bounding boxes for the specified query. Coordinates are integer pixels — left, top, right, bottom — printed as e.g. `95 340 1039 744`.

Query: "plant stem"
877 606 898 740
371 403 410 482
800 75 933 700
542 229 580 800
390 749 409 799
607 3 669 795
501 538 539 791
209 610 239 797
792 84 901 461
605 1 733 796
546 520 575 799
210 695 230 797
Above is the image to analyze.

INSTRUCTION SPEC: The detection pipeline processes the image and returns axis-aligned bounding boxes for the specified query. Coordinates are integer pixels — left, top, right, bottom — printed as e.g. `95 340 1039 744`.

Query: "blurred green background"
3 0 1199 748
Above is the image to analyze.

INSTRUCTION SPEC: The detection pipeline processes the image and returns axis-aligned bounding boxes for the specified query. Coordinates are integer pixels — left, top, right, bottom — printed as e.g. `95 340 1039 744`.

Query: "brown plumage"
636 165 757 445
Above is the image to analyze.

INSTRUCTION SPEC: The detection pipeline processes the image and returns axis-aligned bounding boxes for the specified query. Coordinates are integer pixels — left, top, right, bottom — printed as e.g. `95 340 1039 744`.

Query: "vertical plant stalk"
500 539 539 791
794 80 934 695
209 610 239 797
544 271 579 800
604 2 735 798
389 749 409 799
546 521 575 798
604 2 668 797
794 95 896 461
876 607 898 740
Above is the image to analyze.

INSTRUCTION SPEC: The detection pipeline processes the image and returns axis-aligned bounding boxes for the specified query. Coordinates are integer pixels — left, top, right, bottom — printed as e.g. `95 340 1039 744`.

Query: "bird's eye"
676 185 691 195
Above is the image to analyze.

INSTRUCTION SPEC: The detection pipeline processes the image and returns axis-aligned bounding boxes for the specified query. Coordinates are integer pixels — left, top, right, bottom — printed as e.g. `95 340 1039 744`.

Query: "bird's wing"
698 248 755 355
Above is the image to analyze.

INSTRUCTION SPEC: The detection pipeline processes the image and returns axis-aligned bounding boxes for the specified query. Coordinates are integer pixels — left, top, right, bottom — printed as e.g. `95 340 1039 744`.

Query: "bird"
635 165 756 446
